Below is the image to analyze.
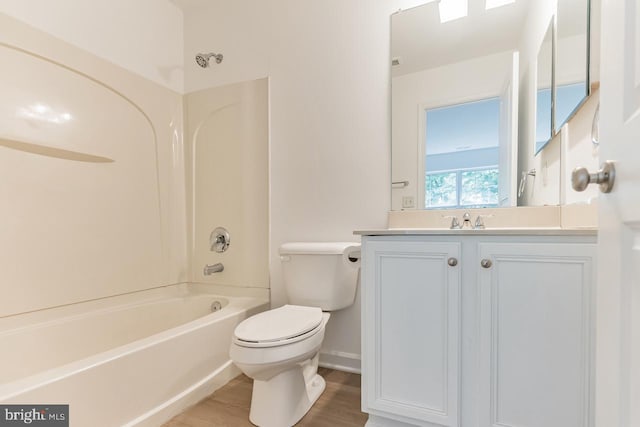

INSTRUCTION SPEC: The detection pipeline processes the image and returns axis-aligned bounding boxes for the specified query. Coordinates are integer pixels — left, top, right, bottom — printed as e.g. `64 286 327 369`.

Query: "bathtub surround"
0 13 270 426
0 13 187 318
184 79 269 290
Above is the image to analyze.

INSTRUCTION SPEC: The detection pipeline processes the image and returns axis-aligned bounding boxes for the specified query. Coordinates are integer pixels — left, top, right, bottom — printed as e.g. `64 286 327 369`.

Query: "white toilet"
229 242 361 427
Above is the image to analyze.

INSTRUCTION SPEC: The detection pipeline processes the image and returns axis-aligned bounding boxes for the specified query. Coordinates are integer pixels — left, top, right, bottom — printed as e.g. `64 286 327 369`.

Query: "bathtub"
0 283 269 426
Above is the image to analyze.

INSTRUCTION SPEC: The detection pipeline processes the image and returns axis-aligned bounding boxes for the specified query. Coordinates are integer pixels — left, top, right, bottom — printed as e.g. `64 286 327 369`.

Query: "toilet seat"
233 305 323 348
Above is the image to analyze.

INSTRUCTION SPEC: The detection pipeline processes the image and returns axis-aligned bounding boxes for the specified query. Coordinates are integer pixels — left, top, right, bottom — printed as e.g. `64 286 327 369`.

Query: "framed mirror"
535 20 554 154
554 0 590 132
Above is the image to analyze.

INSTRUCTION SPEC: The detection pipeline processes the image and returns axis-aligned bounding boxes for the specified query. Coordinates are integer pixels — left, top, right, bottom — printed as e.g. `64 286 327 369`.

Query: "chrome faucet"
461 212 472 229
203 263 224 275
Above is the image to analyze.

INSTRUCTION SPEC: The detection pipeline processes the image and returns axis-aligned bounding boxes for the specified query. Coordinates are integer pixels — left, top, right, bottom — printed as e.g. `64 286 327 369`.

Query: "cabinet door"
478 243 596 427
362 240 461 426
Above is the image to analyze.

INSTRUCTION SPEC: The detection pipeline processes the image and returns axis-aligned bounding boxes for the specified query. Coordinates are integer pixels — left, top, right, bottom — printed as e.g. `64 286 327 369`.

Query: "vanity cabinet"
361 233 596 427
362 240 461 427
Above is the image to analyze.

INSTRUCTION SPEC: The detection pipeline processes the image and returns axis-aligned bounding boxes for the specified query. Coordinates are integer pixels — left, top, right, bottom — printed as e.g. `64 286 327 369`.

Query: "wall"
517 0 599 207
391 51 513 210
183 0 423 371
0 14 186 316
185 79 270 290
0 0 184 92
182 1 270 93
560 91 600 205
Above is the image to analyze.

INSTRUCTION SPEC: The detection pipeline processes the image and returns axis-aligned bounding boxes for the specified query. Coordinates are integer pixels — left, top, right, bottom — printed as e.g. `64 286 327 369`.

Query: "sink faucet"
204 263 224 275
461 212 472 229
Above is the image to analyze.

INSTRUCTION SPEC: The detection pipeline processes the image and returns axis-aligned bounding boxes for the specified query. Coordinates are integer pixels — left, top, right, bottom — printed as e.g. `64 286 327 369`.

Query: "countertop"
354 228 598 236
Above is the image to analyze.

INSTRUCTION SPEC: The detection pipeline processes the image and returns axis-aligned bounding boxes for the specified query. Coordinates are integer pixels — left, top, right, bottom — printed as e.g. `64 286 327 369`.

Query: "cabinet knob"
448 257 458 267
480 259 492 269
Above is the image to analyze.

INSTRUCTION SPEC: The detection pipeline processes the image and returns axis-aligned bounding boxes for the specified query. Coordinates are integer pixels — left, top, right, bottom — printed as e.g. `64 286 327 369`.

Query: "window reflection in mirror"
535 21 553 154
555 0 590 130
424 98 500 209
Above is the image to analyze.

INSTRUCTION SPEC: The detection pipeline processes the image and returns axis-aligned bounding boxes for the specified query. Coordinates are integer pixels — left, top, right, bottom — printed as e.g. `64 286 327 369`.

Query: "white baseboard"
319 350 361 374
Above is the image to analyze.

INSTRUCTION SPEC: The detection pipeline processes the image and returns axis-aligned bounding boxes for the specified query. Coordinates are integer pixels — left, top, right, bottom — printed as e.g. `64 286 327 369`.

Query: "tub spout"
204 263 224 275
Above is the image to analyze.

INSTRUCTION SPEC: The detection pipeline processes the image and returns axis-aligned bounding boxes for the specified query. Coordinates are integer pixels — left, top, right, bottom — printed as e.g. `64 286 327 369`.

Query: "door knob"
571 161 615 193
448 257 458 267
480 259 492 268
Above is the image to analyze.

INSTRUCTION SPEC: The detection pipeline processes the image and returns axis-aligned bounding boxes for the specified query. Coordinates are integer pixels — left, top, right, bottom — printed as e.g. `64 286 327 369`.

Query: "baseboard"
125 360 241 427
319 350 361 374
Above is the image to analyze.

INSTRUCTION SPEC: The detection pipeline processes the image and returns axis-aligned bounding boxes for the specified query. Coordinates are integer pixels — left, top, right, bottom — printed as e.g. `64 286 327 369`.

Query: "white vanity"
357 229 597 427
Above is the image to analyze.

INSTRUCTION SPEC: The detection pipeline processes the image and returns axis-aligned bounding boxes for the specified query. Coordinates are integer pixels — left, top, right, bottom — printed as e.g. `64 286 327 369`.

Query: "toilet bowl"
230 305 330 426
228 242 360 427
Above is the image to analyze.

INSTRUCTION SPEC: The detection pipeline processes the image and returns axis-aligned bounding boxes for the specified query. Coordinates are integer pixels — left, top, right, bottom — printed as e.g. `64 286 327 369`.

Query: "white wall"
182 1 270 93
391 51 513 210
0 0 184 92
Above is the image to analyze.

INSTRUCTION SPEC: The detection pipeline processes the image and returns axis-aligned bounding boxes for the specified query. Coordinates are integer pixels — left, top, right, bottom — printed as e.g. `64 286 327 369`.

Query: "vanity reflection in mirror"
535 20 554 154
391 0 593 211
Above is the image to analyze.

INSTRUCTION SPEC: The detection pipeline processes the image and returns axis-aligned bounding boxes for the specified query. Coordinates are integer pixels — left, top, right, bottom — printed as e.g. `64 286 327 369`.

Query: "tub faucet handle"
210 227 230 253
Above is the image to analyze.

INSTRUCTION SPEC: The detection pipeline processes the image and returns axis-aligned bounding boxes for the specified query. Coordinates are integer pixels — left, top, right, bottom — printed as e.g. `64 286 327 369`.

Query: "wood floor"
162 368 368 427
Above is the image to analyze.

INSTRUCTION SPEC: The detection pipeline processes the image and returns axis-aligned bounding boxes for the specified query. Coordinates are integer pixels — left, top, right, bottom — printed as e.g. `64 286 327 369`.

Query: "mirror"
554 0 590 132
390 0 592 210
391 0 525 210
535 20 554 154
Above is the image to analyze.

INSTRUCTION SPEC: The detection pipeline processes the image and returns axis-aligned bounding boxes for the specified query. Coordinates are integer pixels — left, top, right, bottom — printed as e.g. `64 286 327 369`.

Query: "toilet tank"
279 242 361 311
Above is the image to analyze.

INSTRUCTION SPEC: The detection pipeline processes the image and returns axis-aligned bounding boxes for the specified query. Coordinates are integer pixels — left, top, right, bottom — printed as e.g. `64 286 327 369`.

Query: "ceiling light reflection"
17 103 74 124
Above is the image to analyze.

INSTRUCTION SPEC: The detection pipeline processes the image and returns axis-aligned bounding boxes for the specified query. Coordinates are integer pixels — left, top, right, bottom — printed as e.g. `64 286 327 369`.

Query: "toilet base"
248 359 326 427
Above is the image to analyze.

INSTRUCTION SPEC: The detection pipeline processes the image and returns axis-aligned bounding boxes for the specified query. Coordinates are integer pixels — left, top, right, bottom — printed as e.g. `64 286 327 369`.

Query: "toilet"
229 242 361 427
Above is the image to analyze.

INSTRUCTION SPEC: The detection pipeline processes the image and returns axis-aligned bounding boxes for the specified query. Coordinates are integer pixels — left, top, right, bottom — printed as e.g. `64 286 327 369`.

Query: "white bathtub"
0 283 269 426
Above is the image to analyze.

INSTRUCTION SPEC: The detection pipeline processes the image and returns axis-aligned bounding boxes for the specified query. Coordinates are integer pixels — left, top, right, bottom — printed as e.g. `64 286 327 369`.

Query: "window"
424 97 501 209
426 167 499 209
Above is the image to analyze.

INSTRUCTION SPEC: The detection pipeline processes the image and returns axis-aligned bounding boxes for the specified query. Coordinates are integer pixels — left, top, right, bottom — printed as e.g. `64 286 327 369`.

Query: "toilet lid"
234 305 323 343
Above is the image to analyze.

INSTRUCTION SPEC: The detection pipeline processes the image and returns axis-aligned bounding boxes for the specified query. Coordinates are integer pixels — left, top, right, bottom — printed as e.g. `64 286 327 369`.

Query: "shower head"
195 52 223 68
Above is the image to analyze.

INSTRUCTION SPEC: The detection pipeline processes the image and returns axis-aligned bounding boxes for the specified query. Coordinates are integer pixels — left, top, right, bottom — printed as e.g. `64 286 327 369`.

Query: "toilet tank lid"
280 242 360 255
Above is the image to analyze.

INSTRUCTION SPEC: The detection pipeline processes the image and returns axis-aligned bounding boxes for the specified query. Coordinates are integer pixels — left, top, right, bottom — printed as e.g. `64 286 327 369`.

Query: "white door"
498 51 519 207
596 0 640 426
